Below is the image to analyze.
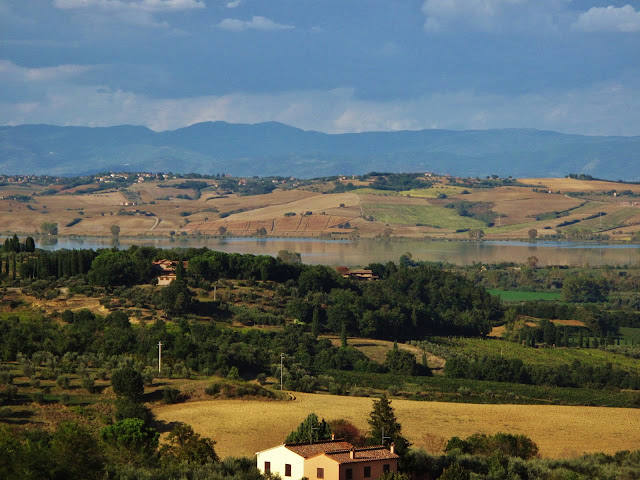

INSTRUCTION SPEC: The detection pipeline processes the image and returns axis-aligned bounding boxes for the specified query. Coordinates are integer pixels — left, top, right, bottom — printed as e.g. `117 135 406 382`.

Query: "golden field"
153 392 640 459
2 176 640 239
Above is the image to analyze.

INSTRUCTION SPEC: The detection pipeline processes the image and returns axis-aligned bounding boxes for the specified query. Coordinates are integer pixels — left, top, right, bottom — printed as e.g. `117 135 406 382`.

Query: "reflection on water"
30 236 640 267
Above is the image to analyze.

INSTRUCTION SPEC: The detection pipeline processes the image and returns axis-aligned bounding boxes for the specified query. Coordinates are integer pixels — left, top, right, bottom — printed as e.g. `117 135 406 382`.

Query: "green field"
435 337 640 371
361 203 486 229
488 289 563 302
566 208 639 231
353 186 467 198
620 327 640 342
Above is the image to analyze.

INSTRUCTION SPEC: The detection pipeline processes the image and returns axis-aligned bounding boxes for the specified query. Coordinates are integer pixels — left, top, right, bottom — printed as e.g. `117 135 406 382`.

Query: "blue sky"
1 0 639 134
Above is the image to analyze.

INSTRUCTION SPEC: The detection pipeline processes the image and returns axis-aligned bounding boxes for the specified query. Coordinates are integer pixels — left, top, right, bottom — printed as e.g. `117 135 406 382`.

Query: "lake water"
32 236 640 267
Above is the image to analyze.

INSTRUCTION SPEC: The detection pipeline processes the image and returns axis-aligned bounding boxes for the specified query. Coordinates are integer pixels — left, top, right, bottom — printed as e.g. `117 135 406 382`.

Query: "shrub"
32 391 45 404
56 375 71 389
114 398 154 425
162 387 182 404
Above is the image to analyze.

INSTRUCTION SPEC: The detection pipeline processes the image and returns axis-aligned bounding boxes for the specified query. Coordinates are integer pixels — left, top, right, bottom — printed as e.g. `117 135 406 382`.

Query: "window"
346 468 353 480
317 467 324 479
383 464 390 473
264 462 270 474
285 464 292 477
364 466 371 478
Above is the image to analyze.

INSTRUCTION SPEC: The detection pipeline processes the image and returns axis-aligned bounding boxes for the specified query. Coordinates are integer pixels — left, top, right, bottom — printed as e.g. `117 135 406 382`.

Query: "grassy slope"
442 338 640 371
488 290 563 301
361 203 486 229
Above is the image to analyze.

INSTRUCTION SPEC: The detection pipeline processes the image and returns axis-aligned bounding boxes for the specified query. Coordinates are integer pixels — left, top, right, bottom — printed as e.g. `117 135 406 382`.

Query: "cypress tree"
341 322 347 348
11 253 16 280
311 307 320 339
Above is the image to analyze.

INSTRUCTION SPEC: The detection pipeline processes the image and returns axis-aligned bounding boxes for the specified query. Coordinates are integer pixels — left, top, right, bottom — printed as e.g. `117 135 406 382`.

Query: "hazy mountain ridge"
0 122 639 179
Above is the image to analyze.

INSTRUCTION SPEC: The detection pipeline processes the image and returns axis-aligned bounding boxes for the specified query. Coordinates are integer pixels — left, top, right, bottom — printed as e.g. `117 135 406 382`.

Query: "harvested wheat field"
520 178 640 193
154 392 640 459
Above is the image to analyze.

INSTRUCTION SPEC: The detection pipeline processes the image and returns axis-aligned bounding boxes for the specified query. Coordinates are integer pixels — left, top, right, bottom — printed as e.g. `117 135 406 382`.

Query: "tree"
111 366 144 402
341 322 348 348
218 226 227 236
24 237 36 253
528 228 538 240
40 222 58 235
367 395 409 455
160 423 219 465
384 343 418 375
527 255 539 268
285 413 332 443
311 307 320 339
100 418 159 464
51 422 104 479
438 463 470 480
110 224 121 236
468 229 484 240
277 249 302 265
328 419 366 446
562 275 609 303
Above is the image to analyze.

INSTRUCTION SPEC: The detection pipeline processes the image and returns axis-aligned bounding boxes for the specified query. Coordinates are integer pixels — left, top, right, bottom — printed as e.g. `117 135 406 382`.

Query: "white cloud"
573 5 640 33
0 59 93 83
226 0 241 8
53 0 205 12
217 16 294 32
421 0 568 33
2 69 639 136
53 0 205 27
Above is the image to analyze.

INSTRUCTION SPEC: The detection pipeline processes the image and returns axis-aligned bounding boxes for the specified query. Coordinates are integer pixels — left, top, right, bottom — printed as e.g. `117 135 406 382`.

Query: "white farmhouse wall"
256 445 305 480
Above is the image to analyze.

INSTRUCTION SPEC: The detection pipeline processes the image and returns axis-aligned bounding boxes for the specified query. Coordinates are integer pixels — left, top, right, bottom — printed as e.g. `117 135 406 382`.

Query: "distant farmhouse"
256 439 398 480
335 267 379 281
151 259 188 286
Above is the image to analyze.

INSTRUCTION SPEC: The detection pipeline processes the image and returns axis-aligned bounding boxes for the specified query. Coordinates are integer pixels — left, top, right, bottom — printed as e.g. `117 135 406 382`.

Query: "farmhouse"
256 439 398 480
335 267 379 281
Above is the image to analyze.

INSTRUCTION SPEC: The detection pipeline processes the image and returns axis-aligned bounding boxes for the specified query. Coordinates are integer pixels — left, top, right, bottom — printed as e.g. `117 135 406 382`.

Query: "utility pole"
158 341 162 374
213 285 217 301
280 353 285 391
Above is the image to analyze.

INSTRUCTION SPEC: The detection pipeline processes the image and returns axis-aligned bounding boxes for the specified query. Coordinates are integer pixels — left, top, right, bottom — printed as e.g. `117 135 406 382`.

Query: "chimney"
331 434 335 441
390 443 395 454
350 447 355 459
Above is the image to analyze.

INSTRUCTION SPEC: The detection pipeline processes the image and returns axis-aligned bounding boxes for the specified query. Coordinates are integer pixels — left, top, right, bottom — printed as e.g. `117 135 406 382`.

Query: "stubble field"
153 392 640 459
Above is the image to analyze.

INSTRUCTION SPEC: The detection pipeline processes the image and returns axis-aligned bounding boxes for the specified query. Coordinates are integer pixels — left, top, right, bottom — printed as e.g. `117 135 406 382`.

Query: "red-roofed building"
256 440 398 480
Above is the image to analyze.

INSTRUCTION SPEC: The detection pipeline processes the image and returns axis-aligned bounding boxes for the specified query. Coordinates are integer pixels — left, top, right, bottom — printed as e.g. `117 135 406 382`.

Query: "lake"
33 236 640 267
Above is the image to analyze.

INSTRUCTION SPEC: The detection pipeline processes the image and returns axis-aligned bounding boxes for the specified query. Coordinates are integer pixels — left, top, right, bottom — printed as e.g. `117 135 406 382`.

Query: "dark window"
364 466 371 478
383 464 390 473
346 468 353 480
285 464 292 477
264 462 270 474
317 467 324 479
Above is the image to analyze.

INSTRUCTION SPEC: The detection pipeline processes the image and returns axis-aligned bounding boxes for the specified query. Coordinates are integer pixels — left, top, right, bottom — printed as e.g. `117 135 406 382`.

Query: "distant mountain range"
1 122 639 179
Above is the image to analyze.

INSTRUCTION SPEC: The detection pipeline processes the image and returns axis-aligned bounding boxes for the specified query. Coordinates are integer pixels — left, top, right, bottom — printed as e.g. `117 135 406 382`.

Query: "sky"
1 0 639 135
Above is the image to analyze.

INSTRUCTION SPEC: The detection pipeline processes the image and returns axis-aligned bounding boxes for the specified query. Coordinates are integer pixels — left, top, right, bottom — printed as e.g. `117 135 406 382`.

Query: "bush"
162 387 182 404
111 366 144 401
56 375 70 389
32 391 45 404
114 398 154 425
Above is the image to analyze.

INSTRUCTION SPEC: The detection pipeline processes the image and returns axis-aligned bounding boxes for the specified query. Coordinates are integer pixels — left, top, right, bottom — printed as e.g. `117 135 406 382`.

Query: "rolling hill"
0 122 639 179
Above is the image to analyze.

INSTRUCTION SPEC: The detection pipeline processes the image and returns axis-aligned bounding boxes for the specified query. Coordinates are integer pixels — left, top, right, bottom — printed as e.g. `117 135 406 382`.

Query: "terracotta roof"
285 441 353 458
322 447 399 465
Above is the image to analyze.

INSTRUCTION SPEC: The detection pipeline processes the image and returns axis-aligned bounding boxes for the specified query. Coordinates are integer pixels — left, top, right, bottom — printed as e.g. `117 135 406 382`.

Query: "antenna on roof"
381 427 391 447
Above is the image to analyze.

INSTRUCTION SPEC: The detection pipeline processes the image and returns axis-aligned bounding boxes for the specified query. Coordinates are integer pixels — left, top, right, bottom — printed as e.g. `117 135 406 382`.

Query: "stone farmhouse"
256 439 398 480
151 259 189 286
